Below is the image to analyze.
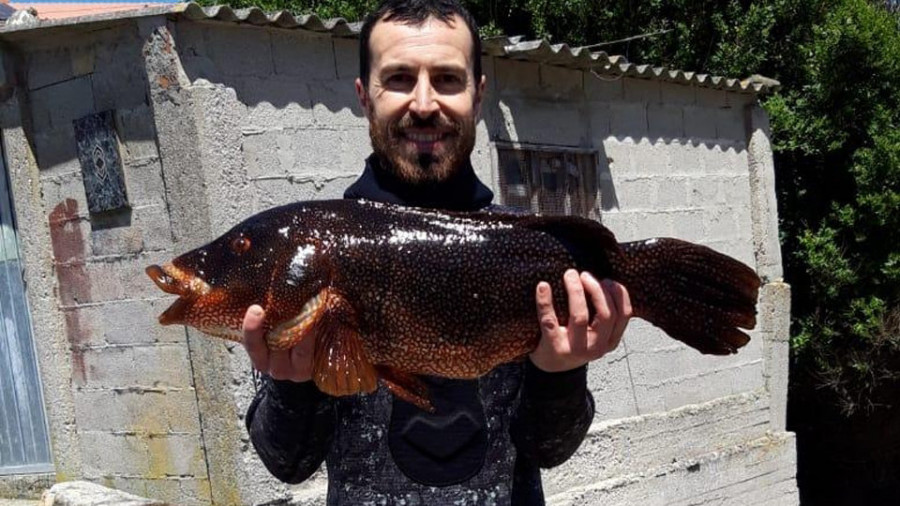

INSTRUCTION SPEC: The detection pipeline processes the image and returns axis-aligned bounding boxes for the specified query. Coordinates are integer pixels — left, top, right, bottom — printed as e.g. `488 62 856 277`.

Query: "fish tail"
610 238 761 355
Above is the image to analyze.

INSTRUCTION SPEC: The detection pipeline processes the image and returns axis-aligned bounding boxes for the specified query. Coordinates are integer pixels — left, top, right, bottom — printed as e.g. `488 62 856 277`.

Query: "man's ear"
355 78 371 119
473 74 487 120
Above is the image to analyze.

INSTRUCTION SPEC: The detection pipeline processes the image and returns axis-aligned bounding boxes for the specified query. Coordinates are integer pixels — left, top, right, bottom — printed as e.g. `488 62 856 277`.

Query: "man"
242 1 632 503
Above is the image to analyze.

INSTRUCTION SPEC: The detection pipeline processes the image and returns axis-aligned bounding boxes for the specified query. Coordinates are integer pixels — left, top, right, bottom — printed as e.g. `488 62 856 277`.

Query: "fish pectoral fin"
376 366 434 413
311 320 378 398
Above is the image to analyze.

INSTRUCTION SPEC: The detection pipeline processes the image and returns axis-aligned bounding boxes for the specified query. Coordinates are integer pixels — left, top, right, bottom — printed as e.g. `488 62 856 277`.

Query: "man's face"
356 15 486 185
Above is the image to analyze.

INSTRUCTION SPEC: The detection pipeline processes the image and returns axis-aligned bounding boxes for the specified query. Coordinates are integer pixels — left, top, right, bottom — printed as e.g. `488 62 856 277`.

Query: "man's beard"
368 107 476 185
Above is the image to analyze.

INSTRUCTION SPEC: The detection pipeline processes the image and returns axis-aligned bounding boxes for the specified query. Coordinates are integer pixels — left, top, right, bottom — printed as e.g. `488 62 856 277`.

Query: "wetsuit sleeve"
511 360 595 468
245 374 336 483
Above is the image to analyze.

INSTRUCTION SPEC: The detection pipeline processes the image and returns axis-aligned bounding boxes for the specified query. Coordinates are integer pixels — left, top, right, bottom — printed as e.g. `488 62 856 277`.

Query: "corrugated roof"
0 2 779 93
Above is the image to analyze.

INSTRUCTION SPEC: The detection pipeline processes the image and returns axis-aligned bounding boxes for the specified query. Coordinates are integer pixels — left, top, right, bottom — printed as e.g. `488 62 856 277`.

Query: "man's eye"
386 74 414 86
436 74 463 85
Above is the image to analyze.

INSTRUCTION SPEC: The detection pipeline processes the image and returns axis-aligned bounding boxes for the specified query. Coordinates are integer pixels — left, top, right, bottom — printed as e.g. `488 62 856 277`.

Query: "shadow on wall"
175 21 365 117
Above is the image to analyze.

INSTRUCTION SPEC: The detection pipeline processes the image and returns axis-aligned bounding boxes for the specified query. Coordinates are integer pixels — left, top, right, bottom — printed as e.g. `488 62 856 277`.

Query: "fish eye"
231 236 251 255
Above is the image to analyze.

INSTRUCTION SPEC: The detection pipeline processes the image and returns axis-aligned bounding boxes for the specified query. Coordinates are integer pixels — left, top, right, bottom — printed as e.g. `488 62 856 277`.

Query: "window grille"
497 145 599 218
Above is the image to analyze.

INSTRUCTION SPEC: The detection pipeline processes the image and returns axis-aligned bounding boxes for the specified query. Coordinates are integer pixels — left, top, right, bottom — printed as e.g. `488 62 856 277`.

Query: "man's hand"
242 305 316 382
530 270 632 373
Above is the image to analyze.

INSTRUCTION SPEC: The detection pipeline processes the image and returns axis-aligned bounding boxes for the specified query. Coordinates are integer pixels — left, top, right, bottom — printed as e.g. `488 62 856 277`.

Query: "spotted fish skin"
147 199 761 410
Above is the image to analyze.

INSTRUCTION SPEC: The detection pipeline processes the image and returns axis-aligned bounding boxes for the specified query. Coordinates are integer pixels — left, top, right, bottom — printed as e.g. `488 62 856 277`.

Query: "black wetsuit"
245 155 595 505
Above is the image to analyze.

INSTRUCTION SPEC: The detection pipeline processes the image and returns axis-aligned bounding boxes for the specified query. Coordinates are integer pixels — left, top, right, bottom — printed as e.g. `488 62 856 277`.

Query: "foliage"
196 0 900 415
767 0 900 414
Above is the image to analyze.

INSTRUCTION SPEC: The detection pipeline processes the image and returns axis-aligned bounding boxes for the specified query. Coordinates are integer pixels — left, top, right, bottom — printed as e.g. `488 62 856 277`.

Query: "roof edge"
0 2 780 94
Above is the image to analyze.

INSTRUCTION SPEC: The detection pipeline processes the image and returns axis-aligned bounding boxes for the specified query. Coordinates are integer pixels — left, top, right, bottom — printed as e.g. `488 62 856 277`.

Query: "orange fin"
266 290 328 351
376 366 434 413
311 296 378 397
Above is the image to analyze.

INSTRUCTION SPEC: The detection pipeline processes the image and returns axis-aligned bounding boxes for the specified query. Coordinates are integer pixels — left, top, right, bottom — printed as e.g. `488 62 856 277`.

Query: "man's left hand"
530 269 632 373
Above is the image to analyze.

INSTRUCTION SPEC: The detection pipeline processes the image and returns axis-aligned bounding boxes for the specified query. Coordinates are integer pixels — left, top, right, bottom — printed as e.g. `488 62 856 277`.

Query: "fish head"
146 212 328 343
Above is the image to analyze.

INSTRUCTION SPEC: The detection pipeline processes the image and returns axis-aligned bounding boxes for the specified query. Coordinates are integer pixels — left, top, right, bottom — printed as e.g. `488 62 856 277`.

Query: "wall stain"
48 198 91 384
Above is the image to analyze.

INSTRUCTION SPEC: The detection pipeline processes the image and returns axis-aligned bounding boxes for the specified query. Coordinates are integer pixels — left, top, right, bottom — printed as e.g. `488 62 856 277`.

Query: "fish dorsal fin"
518 215 622 272
311 293 378 397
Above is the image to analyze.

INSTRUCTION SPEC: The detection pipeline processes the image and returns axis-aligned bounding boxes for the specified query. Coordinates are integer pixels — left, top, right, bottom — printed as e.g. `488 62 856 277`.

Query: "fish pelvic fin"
311 293 378 398
376 366 434 413
613 238 761 355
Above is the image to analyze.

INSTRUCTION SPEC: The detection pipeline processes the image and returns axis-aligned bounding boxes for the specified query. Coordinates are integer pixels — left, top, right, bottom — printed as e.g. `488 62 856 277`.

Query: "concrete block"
72 44 97 77
547 432 797 505
238 76 315 131
539 64 583 98
496 97 585 145
78 253 172 303
689 175 724 208
30 76 95 132
683 106 717 141
716 105 747 142
115 105 159 162
668 140 704 176
669 208 706 243
77 344 193 389
26 48 74 90
542 392 773 497
92 40 148 111
587 346 639 420
626 139 669 178
272 30 336 80
647 104 683 141
759 281 791 430
629 210 674 238
655 176 691 211
89 204 170 255
661 83 696 105
73 388 200 434
695 86 728 108
334 37 359 80
250 172 360 213
79 431 151 477
309 78 367 127
609 102 647 141
588 102 610 142
615 176 658 211
585 74 623 102
623 78 660 103
147 434 207 478
142 477 212 506
747 105 783 281
703 206 740 241
493 58 540 96
33 124 78 173
206 24 274 77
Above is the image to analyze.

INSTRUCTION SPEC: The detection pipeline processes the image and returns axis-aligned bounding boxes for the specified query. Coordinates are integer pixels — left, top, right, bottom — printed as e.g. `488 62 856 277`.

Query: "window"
497 144 599 217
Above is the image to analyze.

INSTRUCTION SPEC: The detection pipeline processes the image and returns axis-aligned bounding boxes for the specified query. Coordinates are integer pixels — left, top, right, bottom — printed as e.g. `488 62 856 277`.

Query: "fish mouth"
146 263 211 325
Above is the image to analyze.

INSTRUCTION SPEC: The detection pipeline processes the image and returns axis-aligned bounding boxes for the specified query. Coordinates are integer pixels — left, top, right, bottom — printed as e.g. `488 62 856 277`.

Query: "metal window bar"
0 137 53 475
497 145 598 217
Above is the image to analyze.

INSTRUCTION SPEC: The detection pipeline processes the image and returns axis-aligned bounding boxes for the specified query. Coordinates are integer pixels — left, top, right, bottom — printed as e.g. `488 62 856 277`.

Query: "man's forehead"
368 14 473 60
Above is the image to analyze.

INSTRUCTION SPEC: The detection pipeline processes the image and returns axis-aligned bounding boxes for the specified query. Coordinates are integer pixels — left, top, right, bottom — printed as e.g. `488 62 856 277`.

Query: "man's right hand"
242 305 316 382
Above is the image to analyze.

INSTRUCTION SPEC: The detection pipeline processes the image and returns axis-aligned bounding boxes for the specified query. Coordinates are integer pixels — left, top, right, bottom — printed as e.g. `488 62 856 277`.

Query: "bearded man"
242 1 632 503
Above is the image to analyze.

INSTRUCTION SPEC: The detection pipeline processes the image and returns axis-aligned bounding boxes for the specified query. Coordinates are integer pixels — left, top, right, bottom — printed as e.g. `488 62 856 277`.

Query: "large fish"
146 199 760 411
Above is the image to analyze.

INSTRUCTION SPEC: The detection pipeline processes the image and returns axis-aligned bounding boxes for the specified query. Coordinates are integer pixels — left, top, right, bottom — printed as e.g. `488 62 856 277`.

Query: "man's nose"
409 75 439 118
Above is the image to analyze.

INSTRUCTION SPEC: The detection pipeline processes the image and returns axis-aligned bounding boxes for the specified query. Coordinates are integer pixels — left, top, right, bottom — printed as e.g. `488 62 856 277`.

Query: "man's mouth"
401 130 452 151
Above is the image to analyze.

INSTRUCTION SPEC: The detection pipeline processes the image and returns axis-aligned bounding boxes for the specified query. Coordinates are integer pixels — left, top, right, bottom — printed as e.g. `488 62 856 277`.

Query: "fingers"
535 280 559 336
605 280 633 351
242 305 314 382
242 305 269 372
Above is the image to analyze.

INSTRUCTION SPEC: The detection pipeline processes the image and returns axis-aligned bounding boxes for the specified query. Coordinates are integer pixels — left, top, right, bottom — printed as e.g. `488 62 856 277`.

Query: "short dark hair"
358 0 482 88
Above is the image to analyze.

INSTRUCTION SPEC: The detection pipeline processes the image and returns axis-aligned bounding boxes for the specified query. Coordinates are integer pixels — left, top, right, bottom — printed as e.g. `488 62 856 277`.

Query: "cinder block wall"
0 12 796 506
